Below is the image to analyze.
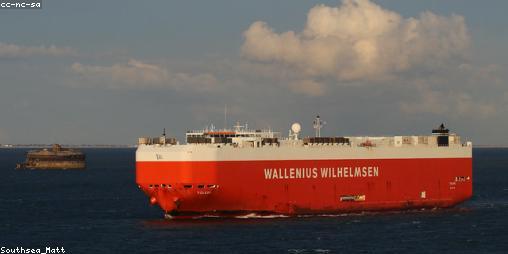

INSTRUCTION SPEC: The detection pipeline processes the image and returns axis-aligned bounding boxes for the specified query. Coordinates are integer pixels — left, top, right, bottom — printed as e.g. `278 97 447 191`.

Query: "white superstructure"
137 120 472 162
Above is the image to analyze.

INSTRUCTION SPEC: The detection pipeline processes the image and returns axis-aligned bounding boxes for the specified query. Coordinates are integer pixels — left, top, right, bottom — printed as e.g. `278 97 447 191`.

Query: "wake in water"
164 212 289 220
161 206 480 220
234 213 289 219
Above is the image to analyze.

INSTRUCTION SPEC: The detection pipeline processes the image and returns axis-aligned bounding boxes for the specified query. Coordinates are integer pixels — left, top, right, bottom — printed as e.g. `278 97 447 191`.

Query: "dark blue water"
0 148 507 253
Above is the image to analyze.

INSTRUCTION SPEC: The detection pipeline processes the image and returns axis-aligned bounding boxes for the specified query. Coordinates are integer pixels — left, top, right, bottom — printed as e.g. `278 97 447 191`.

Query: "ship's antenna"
163 128 166 137
313 115 326 137
223 104 227 130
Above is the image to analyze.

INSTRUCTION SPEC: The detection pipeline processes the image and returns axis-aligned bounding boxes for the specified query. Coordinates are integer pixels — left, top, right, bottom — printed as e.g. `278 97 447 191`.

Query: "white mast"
313 115 326 137
224 104 227 130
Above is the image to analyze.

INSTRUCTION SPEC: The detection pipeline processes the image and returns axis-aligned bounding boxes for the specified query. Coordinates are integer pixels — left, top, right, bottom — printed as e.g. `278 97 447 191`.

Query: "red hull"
136 158 472 216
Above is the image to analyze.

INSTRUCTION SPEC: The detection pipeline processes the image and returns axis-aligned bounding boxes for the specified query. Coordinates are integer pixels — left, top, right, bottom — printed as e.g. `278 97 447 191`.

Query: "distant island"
472 145 508 148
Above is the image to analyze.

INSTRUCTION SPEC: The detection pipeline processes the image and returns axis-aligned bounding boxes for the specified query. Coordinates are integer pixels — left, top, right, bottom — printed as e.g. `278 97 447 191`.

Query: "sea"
0 148 507 254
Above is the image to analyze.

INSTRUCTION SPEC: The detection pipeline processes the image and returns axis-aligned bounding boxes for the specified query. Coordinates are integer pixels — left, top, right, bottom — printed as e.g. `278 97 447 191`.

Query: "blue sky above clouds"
0 0 507 145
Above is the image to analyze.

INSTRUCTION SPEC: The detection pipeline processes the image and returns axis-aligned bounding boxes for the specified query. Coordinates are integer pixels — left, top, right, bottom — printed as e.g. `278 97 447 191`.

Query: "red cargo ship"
136 118 472 218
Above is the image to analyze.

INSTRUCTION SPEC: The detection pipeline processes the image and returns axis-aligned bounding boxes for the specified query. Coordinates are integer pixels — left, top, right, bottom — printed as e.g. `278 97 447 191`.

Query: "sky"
0 0 507 145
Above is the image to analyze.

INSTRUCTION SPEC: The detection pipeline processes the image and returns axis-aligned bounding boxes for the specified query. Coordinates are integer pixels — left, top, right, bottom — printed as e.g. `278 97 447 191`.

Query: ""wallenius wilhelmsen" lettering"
263 166 380 180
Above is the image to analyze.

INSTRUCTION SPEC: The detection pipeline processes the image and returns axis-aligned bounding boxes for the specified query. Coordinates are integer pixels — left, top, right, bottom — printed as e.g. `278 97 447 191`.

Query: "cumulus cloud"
71 59 217 91
0 42 76 58
241 0 470 82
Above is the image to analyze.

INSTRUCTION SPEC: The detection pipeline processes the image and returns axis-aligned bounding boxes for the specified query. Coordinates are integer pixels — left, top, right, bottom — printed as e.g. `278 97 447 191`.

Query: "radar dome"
291 123 301 133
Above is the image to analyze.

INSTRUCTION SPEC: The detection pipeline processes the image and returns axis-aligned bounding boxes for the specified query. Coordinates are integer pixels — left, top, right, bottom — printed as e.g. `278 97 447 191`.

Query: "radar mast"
313 115 326 137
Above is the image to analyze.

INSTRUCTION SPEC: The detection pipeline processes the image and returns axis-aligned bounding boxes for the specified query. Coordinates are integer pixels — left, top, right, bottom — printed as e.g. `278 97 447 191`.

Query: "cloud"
0 42 76 58
72 60 169 85
399 85 496 117
287 79 325 96
71 59 217 91
241 0 470 82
